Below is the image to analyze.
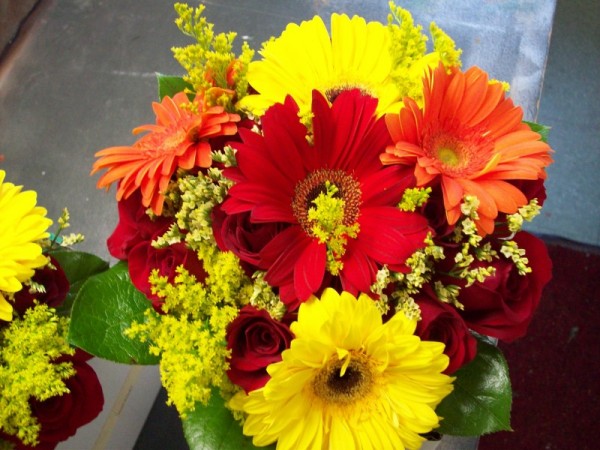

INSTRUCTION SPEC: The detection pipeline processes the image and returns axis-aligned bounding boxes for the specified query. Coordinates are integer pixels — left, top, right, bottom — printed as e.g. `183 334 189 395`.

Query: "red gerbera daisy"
91 92 240 215
221 90 429 307
381 64 553 235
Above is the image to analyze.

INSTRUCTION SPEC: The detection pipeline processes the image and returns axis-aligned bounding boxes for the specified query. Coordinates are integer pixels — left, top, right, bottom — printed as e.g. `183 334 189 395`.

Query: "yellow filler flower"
0 170 52 321
232 289 453 450
239 14 401 120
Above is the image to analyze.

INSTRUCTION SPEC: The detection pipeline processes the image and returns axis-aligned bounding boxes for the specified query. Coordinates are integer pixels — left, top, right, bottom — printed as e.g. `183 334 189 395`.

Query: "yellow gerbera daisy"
0 170 52 321
238 14 402 119
231 289 453 450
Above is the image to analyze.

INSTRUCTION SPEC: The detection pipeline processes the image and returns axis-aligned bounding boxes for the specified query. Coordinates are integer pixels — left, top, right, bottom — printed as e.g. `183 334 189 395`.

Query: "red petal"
294 239 326 301
313 90 388 176
251 202 296 223
360 165 415 206
340 246 377 295
261 227 310 286
261 99 311 180
357 207 428 265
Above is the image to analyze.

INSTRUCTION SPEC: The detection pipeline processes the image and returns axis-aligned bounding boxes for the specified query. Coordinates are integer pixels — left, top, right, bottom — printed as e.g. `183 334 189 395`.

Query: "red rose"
212 206 287 274
415 289 478 374
456 232 552 342
128 242 206 309
511 178 547 206
12 256 69 316
226 305 294 393
11 350 104 450
107 190 173 260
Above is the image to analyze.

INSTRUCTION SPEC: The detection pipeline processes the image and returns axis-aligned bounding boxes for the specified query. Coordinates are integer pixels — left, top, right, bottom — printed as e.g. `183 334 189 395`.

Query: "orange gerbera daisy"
92 92 240 215
381 64 553 235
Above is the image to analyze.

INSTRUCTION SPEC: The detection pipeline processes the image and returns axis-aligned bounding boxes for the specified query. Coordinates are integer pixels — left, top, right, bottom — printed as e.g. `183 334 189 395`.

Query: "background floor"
1 0 598 449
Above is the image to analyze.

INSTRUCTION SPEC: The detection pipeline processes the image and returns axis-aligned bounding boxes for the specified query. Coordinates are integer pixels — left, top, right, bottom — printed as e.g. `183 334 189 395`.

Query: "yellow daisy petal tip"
0 171 52 320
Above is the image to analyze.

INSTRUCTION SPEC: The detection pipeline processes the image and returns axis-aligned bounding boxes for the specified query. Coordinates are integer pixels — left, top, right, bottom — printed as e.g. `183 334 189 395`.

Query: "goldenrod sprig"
0 305 74 445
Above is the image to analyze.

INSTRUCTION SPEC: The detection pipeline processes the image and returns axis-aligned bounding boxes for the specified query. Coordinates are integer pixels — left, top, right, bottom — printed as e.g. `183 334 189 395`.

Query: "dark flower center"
324 85 372 103
292 169 361 233
312 351 374 405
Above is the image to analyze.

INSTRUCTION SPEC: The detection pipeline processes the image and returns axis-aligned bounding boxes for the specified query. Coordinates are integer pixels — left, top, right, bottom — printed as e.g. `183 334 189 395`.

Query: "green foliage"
436 338 512 436
182 392 276 450
49 249 109 316
157 73 194 101
68 262 159 365
525 121 551 143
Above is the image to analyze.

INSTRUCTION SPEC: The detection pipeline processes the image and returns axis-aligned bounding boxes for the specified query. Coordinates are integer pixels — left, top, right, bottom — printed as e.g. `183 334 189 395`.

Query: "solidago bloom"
232 289 453 450
0 304 74 445
239 13 402 119
92 92 240 215
126 256 250 416
0 170 52 321
171 3 254 111
386 4 462 107
382 64 553 235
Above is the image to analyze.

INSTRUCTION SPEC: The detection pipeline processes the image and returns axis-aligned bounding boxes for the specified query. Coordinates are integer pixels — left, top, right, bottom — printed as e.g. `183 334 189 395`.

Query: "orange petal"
455 68 489 123
475 215 495 236
457 178 498 219
477 179 528 214
196 142 213 168
446 205 462 226
441 176 464 209
439 68 465 119
466 81 504 126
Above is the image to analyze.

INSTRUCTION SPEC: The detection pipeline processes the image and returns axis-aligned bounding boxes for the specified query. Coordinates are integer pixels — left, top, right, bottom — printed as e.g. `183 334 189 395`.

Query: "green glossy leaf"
157 73 193 100
68 261 159 365
524 120 551 143
50 249 109 283
436 338 512 436
183 391 276 450
49 249 109 316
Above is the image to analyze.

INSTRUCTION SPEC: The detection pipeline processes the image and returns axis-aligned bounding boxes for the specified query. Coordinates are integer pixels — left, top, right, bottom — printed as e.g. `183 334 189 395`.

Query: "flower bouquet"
72 2 553 449
0 169 105 449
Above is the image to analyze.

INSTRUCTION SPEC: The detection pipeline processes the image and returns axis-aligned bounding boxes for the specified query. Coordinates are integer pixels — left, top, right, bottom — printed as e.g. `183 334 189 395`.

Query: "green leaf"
68 261 160 365
182 391 276 450
49 249 109 316
435 338 512 436
524 120 551 143
157 73 193 100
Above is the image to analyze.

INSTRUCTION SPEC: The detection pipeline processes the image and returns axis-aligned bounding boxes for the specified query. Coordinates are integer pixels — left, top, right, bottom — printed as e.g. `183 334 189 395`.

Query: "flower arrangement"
0 169 105 449
74 2 553 449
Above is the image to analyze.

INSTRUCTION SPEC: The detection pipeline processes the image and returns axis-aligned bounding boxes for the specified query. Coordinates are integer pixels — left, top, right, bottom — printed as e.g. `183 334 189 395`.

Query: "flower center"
423 122 495 177
292 169 361 274
163 129 187 149
437 147 460 167
141 128 188 158
312 350 375 405
293 169 361 229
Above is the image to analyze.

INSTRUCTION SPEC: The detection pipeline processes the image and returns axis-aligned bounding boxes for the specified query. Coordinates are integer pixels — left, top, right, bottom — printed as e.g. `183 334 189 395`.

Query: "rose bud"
12 256 70 316
226 305 294 393
107 190 173 261
415 288 478 374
